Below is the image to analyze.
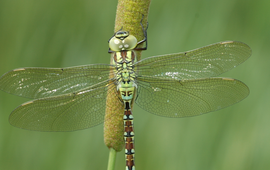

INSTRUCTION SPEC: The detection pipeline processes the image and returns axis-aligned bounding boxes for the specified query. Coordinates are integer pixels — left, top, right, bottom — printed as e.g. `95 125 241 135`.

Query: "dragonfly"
0 21 251 170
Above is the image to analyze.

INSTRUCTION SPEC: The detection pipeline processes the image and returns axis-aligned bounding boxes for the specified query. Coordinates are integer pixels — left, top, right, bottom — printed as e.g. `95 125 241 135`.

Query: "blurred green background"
0 0 269 170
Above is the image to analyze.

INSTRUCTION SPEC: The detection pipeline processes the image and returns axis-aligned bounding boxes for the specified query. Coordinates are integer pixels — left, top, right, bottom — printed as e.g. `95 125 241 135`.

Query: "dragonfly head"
109 31 138 52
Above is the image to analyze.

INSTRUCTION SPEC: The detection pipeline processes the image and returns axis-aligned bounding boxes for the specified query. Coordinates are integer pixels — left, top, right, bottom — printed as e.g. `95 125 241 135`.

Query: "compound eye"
123 35 137 50
109 34 138 51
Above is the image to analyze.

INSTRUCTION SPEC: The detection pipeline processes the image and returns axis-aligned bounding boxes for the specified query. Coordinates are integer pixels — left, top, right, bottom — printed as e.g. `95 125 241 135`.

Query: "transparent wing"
0 64 114 99
135 76 249 117
9 81 119 131
135 41 251 79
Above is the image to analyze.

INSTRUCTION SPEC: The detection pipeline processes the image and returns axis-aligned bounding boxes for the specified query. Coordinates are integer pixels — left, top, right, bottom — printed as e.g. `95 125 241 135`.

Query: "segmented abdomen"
124 102 135 170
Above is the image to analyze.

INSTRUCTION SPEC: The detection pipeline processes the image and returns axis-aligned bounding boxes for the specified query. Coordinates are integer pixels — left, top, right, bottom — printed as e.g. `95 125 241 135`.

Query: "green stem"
107 148 117 170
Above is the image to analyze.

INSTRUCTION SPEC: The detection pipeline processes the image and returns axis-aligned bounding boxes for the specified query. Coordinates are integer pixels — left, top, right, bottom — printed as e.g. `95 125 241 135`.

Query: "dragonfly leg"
136 14 148 51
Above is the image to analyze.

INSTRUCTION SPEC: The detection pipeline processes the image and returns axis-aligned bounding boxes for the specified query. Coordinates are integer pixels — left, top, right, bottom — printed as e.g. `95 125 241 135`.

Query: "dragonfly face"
109 30 138 52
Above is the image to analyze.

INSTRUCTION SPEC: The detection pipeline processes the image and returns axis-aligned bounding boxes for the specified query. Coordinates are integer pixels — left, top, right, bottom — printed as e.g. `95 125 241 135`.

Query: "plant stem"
107 148 117 170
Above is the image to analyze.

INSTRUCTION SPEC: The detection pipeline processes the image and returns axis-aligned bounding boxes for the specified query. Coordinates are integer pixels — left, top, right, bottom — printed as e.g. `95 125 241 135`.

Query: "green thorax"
109 31 138 103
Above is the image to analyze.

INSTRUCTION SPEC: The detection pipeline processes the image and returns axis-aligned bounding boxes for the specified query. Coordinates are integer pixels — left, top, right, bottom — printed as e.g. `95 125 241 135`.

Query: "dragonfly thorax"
113 50 137 103
111 38 138 102
109 31 138 51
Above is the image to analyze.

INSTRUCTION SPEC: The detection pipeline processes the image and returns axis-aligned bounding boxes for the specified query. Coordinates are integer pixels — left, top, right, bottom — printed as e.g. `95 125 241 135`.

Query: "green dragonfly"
0 22 251 170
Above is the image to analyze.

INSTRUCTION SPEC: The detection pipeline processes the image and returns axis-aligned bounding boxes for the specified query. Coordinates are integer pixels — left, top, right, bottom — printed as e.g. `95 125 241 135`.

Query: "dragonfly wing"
135 76 249 117
135 41 251 79
9 80 118 131
0 64 114 99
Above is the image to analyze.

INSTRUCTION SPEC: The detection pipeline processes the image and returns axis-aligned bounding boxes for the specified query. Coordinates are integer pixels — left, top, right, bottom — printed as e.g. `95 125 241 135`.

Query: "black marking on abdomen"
124 102 135 170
